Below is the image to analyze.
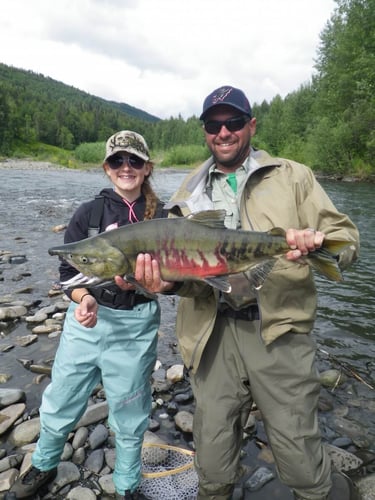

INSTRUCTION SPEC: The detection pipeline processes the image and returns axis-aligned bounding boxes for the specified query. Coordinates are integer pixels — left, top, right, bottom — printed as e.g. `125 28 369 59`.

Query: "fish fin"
123 274 158 300
245 260 276 290
187 209 227 228
306 239 352 282
268 227 286 237
306 248 343 281
203 276 232 293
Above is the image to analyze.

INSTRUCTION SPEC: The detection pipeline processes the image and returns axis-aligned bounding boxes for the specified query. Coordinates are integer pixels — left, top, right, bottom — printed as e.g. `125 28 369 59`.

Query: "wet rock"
320 369 348 388
14 334 38 347
0 468 19 494
0 403 26 435
85 448 104 474
244 466 275 491
166 364 184 383
66 485 97 500
0 305 27 321
0 453 23 473
25 312 48 323
0 389 25 409
8 417 40 447
72 427 88 449
174 410 193 433
88 423 109 450
0 374 12 384
31 324 62 334
74 401 108 429
98 473 116 495
50 461 81 495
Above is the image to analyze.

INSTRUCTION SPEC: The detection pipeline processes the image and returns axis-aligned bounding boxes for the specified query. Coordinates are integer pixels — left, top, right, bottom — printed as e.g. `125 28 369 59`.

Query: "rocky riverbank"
1 251 375 499
1 160 375 498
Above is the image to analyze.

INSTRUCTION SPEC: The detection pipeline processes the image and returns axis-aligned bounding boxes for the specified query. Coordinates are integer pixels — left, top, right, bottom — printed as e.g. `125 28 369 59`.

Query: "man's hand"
285 228 325 261
114 253 175 294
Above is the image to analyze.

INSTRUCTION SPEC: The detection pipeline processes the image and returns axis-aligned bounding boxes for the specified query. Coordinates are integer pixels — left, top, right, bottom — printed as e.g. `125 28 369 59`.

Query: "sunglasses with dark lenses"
203 115 250 135
107 154 145 170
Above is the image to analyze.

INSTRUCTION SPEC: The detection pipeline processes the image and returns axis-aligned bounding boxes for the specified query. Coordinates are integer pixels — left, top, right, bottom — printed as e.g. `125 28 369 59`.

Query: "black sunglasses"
107 154 145 170
203 115 250 135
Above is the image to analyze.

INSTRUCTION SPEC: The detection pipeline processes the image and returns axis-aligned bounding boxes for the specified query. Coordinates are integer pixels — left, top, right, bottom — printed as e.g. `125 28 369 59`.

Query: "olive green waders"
190 314 332 500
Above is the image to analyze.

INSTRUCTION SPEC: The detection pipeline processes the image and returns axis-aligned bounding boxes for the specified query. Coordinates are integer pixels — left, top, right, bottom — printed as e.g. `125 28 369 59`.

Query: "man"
120 85 360 500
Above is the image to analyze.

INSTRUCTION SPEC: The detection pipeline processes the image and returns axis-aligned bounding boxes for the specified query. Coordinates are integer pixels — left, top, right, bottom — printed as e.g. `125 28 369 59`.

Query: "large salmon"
48 210 349 294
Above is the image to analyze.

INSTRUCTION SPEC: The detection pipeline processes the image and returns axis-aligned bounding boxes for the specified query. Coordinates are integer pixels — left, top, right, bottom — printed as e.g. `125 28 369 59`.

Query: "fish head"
48 237 130 282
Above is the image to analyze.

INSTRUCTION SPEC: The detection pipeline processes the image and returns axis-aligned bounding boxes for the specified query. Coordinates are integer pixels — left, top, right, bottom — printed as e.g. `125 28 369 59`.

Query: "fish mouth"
60 272 109 290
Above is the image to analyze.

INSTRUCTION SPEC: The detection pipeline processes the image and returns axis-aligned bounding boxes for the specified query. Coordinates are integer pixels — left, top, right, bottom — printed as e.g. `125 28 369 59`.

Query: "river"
1 162 375 447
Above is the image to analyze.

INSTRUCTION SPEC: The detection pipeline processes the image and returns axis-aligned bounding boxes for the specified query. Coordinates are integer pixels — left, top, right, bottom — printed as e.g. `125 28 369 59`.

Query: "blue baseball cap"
200 86 252 120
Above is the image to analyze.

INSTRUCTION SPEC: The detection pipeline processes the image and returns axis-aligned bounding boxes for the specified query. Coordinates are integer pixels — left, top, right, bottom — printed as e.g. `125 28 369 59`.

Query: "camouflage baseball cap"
104 130 150 162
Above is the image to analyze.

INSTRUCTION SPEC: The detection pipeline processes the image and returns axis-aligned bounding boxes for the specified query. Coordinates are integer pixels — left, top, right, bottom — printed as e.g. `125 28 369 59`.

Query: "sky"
0 0 336 120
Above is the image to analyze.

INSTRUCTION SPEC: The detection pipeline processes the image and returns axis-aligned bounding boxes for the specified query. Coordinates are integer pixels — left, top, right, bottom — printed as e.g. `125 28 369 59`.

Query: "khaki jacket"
165 149 360 373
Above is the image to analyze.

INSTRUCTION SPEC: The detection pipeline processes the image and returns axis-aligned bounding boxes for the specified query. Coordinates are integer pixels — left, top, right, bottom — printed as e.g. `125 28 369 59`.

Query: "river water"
1 163 375 445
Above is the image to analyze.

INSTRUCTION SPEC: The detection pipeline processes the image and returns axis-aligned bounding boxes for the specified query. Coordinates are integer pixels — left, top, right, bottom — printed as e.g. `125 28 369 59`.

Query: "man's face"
203 104 256 172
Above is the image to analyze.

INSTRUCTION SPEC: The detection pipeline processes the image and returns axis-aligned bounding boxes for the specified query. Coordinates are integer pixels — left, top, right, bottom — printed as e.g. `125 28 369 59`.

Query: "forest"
0 0 373 178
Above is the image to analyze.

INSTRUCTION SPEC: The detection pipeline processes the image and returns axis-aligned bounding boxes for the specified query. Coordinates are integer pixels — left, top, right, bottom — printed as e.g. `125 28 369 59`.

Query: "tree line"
0 0 373 177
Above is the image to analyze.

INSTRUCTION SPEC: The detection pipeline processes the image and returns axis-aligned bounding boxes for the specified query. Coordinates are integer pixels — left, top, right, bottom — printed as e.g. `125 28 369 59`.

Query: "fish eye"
80 256 89 264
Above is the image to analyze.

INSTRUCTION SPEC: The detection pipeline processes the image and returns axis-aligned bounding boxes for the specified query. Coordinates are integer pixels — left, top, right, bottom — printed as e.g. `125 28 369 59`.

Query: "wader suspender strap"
88 195 105 237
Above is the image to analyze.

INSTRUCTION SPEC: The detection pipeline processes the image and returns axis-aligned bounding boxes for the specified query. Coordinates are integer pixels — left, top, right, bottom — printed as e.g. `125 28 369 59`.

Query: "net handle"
142 443 195 478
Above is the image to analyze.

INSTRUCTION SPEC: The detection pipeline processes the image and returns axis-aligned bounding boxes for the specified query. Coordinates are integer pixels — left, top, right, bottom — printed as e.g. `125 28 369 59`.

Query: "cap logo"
108 132 148 157
210 87 233 105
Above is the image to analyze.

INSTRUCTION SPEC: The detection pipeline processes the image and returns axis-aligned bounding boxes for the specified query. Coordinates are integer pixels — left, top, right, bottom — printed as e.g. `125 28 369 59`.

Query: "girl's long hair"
142 163 160 220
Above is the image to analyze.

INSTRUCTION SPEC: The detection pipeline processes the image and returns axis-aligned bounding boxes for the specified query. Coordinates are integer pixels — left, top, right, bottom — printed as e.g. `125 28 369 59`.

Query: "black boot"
7 465 57 499
329 471 360 500
116 490 147 500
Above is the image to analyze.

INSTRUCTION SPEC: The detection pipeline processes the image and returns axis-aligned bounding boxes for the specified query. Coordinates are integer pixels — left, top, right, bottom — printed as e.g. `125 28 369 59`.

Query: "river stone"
49 461 80 494
98 473 116 495
0 454 23 473
355 472 375 499
0 374 12 384
320 369 348 387
0 403 26 435
104 448 116 470
72 447 86 465
72 426 89 449
66 485 97 500
332 416 365 440
166 364 184 383
84 448 104 473
0 389 25 409
174 410 194 433
245 466 275 491
8 417 40 447
61 442 74 461
0 468 19 493
74 401 108 429
14 334 38 347
31 324 60 334
0 305 27 320
25 312 48 323
88 423 108 449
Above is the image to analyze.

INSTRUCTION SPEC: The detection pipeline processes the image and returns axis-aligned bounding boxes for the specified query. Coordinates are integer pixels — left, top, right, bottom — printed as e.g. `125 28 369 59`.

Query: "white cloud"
0 0 335 119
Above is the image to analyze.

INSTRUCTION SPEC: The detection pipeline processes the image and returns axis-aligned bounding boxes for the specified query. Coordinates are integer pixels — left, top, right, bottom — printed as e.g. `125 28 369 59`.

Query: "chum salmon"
48 210 350 295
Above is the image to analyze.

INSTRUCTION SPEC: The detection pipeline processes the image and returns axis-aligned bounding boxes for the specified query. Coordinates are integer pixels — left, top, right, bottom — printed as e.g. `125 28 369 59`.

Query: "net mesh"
138 443 199 500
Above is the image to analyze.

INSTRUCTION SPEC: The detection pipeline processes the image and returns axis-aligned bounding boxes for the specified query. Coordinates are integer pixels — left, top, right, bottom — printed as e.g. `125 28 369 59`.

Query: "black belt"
217 304 259 321
92 288 153 310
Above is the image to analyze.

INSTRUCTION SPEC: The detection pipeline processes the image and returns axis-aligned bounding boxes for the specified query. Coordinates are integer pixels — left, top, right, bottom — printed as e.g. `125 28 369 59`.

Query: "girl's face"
103 153 152 201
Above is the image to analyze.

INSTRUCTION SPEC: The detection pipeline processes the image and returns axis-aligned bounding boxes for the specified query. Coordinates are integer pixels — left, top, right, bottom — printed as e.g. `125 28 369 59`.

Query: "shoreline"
0 158 373 182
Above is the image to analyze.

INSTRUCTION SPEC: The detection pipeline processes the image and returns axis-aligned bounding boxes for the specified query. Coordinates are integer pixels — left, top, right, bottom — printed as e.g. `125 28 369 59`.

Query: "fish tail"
307 239 350 281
